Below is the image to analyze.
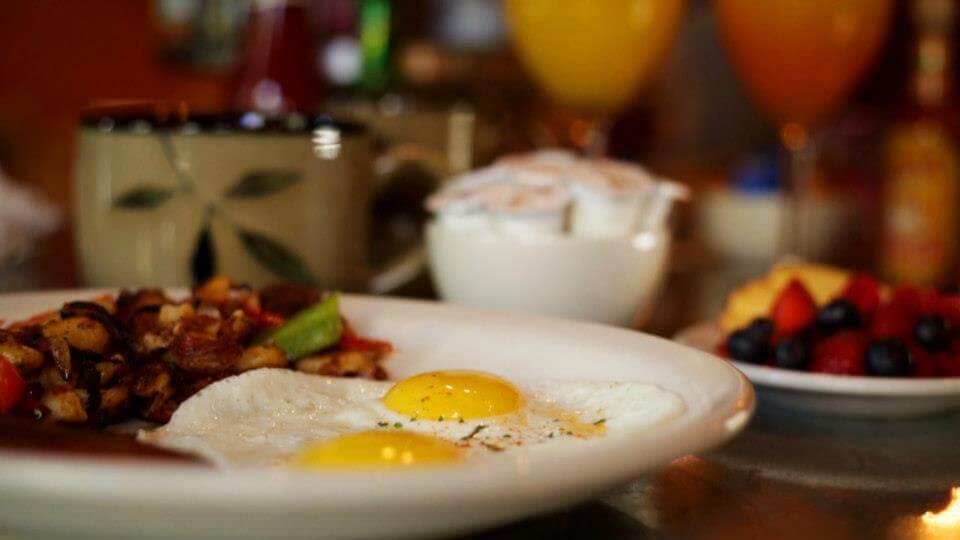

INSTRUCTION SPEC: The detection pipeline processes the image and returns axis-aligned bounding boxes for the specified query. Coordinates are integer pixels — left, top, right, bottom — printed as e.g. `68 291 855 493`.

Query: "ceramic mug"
74 109 422 291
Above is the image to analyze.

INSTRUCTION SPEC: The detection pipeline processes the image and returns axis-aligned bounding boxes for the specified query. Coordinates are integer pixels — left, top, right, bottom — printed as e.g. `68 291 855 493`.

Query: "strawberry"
810 331 868 376
910 345 938 377
890 287 959 324
936 351 960 377
931 294 960 326
869 304 915 341
841 273 881 317
913 290 944 317
890 286 923 314
770 279 817 337
893 289 960 325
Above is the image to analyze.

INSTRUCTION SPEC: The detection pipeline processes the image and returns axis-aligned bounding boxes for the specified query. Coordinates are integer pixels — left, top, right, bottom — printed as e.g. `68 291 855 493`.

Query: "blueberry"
726 329 768 364
914 315 951 351
773 339 809 370
817 300 861 334
745 317 774 342
866 339 913 376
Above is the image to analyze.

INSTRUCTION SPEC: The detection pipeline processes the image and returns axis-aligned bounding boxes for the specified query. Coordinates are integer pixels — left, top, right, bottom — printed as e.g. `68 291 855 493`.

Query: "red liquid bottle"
230 0 320 115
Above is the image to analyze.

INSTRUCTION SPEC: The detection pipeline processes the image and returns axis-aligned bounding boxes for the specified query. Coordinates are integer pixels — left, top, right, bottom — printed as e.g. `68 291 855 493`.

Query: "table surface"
2 248 959 540
472 401 960 540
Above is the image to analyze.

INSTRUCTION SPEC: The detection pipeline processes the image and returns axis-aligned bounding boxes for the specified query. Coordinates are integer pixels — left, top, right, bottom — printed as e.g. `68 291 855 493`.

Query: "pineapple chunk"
767 264 851 306
718 264 853 333
719 278 776 333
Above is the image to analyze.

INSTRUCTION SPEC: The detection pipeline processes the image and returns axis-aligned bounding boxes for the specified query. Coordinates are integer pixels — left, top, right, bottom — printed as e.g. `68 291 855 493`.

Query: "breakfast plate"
676 322 960 418
0 290 753 540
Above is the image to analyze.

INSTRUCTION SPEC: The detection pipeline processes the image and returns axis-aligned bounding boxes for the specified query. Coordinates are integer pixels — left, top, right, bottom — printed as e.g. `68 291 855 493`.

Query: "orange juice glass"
715 0 893 127
714 0 893 256
504 0 685 152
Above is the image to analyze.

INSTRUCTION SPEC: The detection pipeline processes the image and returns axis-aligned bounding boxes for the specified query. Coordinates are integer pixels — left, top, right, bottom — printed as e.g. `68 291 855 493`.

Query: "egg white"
138 369 685 468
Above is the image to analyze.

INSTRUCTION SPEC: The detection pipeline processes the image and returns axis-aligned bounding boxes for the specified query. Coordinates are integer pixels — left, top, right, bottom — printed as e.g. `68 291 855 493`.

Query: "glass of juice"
504 0 686 154
714 0 893 257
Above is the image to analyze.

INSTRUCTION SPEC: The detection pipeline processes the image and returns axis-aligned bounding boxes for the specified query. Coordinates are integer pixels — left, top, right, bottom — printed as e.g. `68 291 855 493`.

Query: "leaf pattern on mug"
223 170 300 199
237 228 315 284
191 224 217 285
112 186 174 209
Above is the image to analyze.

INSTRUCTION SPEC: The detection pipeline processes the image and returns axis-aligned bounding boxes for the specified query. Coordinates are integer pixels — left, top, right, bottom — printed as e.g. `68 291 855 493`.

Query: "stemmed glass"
714 0 894 257
504 0 686 155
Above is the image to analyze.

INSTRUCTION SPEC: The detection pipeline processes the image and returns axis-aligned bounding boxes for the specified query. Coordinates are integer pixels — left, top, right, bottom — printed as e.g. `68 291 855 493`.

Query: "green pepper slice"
257 293 343 360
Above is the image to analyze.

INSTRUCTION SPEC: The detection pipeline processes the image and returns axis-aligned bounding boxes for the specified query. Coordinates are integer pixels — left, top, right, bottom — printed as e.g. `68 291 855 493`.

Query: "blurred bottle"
321 0 478 177
154 0 252 69
315 0 392 96
230 0 319 115
881 0 958 286
358 0 392 94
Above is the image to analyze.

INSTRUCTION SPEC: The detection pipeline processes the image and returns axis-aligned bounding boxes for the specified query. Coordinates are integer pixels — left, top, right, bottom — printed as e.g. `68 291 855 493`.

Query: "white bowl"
0 290 752 540
698 190 848 263
676 322 960 418
426 222 671 326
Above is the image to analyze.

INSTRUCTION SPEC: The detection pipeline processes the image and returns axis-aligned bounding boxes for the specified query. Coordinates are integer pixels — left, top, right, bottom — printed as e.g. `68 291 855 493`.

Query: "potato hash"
0 277 391 425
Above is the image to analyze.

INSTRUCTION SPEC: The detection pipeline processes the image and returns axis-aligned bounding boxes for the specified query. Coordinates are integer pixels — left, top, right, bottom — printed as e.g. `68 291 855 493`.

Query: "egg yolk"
293 431 462 469
383 370 523 421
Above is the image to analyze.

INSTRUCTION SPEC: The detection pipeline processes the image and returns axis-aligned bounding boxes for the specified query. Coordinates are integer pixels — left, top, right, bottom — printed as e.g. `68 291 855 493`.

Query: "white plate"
0 291 753 540
676 322 960 418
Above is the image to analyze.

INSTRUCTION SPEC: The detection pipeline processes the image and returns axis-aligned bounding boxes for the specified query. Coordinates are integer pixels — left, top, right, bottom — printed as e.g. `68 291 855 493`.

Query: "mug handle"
364 143 444 294
369 245 426 294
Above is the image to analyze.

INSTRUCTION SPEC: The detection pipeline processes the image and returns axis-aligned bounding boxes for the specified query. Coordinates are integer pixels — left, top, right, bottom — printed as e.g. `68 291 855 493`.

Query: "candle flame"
923 487 960 530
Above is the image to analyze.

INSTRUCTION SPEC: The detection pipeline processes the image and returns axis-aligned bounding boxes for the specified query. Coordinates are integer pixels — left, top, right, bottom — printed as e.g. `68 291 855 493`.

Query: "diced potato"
139 388 176 423
226 310 254 337
337 351 371 373
91 294 117 315
140 332 171 352
99 386 130 419
132 368 171 398
95 361 121 385
233 345 288 372
39 366 67 389
0 340 44 373
158 303 195 326
42 316 111 354
194 276 233 304
294 354 334 375
295 351 383 379
42 389 88 424
48 335 72 380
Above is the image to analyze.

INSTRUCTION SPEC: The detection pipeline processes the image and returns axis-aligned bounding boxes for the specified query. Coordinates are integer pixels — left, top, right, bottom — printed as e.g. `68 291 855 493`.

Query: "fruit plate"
0 290 753 540
676 322 960 418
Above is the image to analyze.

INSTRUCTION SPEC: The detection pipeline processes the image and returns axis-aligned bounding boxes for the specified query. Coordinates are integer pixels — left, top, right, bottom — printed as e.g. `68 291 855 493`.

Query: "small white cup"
426 222 671 327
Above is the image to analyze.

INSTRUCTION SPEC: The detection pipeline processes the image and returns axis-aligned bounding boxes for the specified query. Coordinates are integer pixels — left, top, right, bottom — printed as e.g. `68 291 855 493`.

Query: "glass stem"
780 124 816 259
551 106 611 156
583 117 610 157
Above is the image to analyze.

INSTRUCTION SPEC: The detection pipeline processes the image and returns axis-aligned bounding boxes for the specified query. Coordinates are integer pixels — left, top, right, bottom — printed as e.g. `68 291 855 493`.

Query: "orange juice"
504 0 685 114
714 0 892 126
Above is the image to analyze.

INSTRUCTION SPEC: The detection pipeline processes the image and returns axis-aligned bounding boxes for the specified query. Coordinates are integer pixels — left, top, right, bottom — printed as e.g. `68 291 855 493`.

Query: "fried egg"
138 369 685 469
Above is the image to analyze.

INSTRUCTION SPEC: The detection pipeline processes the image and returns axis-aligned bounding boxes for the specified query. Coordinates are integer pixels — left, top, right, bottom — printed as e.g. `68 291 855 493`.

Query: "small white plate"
676 322 960 418
0 291 753 540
